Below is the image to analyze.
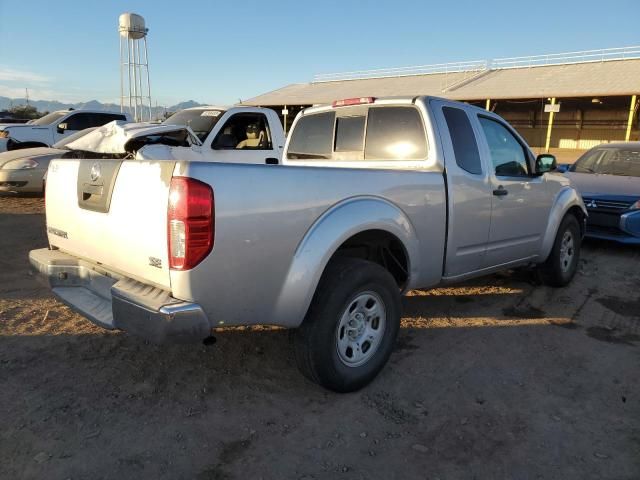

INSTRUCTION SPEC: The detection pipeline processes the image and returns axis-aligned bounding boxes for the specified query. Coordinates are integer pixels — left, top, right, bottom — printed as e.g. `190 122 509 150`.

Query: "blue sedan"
561 142 640 244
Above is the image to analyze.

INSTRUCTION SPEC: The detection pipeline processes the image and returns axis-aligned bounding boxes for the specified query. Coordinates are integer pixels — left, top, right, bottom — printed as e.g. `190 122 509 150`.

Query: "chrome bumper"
29 248 212 343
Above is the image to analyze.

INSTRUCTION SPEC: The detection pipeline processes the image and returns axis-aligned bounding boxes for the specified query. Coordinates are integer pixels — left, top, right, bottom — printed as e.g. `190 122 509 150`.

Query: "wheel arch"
272 196 419 328
540 187 587 261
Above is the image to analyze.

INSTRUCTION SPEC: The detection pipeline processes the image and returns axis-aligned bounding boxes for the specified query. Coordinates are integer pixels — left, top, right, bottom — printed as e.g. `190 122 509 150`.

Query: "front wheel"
539 214 581 287
294 258 401 393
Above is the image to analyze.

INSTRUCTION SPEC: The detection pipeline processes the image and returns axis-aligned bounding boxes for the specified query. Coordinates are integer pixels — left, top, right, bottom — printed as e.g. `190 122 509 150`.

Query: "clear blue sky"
0 0 638 106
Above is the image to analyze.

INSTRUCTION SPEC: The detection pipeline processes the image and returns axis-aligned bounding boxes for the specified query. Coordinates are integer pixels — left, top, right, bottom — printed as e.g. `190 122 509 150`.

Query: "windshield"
31 111 67 126
163 109 224 142
52 127 98 149
571 147 640 177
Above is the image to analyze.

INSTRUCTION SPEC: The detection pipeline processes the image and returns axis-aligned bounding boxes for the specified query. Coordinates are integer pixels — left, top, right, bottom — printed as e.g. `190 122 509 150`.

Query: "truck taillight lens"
168 177 214 270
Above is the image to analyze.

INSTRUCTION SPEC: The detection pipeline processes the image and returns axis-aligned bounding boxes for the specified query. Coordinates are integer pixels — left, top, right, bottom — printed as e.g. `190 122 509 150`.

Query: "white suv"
0 109 131 152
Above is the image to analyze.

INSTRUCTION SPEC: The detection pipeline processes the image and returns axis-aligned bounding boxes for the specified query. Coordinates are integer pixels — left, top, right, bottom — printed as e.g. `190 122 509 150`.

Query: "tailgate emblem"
90 162 102 182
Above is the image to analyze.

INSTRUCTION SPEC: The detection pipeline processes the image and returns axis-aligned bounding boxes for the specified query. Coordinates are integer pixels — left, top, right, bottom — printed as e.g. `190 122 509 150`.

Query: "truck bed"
43 158 447 329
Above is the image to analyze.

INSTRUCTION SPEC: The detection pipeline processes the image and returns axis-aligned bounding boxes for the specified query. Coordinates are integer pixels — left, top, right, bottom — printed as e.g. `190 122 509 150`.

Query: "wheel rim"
335 291 386 368
559 230 575 273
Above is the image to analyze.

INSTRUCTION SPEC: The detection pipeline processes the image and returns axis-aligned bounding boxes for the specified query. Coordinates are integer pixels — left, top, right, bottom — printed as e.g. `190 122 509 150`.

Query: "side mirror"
535 154 556 175
56 122 68 134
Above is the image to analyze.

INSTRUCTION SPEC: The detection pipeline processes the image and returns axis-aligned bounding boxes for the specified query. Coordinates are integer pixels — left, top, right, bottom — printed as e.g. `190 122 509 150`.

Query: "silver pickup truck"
30 96 586 392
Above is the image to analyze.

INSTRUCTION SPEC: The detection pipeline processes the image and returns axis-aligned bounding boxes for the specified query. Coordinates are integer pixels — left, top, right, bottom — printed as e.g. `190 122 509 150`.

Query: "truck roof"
50 109 127 115
300 95 487 116
181 105 228 112
181 105 272 112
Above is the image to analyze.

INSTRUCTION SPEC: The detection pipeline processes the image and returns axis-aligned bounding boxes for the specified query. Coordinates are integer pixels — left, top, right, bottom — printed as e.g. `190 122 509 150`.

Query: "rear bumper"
29 248 213 343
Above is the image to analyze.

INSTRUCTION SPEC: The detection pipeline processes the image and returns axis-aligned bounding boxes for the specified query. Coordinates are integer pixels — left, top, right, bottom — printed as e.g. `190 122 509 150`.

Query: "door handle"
265 157 279 165
493 186 508 197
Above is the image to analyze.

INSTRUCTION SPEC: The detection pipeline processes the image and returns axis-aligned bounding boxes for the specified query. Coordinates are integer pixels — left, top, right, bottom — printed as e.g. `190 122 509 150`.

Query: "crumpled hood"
0 147 66 167
565 172 640 197
64 121 199 154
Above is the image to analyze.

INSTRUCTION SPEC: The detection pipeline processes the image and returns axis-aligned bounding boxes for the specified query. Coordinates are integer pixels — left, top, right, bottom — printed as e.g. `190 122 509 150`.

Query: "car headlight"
0 130 10 138
1 158 39 170
630 199 640 210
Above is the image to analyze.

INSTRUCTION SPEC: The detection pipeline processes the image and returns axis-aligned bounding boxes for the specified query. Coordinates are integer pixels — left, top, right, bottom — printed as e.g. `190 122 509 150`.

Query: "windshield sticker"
201 111 221 117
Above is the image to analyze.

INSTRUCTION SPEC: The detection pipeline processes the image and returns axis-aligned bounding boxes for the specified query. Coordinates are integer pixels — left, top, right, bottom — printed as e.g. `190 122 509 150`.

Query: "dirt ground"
1 194 639 480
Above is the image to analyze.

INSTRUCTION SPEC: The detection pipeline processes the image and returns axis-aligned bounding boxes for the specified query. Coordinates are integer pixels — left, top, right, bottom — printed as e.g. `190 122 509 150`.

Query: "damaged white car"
64 106 285 164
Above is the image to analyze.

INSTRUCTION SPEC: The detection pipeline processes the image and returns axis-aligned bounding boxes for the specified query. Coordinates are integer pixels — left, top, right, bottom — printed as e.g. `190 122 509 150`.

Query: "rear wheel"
539 214 581 287
294 258 401 392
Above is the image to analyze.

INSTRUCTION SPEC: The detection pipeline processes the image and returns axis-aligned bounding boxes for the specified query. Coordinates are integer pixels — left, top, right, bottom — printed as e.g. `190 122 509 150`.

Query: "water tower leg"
144 37 152 121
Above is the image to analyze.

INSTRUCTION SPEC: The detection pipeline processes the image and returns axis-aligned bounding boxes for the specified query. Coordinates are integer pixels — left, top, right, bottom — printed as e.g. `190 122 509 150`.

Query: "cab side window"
64 113 93 131
478 116 529 177
94 113 127 125
211 113 272 150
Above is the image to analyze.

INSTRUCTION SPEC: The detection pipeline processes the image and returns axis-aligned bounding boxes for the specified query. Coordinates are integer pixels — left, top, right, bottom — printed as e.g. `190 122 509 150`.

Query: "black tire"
539 214 581 287
294 258 401 393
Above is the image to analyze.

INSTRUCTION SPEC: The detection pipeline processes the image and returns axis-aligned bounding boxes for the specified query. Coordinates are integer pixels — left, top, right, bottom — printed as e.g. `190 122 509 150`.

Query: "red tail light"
332 97 375 107
168 177 214 270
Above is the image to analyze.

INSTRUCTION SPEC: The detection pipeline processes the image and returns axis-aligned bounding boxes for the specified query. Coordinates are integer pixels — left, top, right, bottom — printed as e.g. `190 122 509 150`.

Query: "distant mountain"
0 96 207 119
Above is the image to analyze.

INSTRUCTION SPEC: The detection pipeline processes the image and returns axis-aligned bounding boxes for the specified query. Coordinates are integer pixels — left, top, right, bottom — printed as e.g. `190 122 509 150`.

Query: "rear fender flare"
272 196 420 328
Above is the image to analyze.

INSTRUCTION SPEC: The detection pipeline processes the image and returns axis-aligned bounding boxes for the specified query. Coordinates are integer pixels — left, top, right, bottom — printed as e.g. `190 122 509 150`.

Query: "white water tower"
119 13 152 122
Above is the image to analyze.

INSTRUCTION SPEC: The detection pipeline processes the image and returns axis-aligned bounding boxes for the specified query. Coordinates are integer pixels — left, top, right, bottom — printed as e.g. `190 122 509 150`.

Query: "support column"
625 95 637 142
485 99 491 111
544 97 556 153
283 105 288 135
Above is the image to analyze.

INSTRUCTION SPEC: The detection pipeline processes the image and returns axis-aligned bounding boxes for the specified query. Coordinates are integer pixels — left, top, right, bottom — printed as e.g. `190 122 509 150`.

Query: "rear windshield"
571 147 640 177
335 116 365 152
364 107 427 160
287 111 335 159
163 109 224 142
286 106 427 162
31 112 67 126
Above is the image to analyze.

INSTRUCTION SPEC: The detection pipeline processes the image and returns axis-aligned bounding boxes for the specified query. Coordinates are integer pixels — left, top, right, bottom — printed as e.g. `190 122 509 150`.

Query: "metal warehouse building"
243 46 640 163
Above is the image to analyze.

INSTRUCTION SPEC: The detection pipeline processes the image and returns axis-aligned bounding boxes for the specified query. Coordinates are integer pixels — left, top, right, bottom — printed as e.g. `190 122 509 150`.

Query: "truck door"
474 114 550 266
206 111 279 164
431 100 492 278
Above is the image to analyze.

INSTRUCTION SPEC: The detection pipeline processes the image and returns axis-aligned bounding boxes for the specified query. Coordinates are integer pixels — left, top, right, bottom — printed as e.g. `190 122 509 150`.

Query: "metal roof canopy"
243 46 640 106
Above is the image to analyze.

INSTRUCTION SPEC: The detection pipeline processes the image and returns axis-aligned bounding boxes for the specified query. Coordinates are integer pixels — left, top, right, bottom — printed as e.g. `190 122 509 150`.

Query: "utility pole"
25 88 29 105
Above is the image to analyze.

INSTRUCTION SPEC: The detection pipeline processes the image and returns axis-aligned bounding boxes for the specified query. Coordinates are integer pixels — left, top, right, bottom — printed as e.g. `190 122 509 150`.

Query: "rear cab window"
287 111 335 159
364 107 427 161
286 103 428 166
335 116 365 152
